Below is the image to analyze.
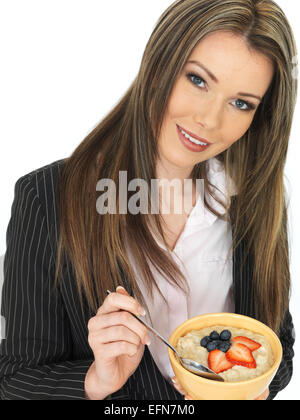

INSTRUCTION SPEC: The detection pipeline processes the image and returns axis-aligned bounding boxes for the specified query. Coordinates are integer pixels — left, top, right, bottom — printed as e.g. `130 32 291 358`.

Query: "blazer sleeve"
267 309 295 400
0 175 130 400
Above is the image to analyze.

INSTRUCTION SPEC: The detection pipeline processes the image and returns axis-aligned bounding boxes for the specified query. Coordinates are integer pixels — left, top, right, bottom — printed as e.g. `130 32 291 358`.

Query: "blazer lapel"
230 196 255 318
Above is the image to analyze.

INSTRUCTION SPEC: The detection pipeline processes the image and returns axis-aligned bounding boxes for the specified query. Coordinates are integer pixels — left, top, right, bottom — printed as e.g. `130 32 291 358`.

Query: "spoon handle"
106 290 180 356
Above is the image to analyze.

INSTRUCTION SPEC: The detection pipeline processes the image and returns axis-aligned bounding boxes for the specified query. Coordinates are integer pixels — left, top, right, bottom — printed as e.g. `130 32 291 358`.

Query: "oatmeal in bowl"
168 313 283 400
176 325 274 382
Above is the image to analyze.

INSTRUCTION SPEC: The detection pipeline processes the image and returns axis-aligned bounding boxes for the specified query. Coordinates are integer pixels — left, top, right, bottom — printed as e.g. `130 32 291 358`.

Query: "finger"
172 376 192 399
98 291 146 317
255 388 269 400
116 286 130 295
94 324 141 347
261 388 269 400
89 311 151 346
172 377 187 396
173 382 185 395
97 340 140 359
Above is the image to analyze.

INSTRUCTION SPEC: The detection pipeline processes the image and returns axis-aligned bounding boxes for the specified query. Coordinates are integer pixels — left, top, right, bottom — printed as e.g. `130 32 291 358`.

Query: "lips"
176 126 211 153
177 125 211 145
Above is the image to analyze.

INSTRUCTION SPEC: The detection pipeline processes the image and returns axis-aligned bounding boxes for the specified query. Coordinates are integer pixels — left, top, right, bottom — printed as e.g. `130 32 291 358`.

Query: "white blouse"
127 158 237 386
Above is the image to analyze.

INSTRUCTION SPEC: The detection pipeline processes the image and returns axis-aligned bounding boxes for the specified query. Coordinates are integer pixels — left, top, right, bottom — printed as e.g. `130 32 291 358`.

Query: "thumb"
116 286 146 318
116 286 130 295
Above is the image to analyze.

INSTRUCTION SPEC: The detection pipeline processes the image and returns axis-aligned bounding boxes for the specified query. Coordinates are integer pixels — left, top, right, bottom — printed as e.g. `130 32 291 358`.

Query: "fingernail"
139 307 146 316
116 286 126 292
172 377 177 384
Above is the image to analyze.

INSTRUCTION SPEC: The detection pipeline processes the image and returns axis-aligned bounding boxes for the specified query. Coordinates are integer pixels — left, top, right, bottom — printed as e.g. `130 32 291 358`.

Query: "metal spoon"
106 290 224 382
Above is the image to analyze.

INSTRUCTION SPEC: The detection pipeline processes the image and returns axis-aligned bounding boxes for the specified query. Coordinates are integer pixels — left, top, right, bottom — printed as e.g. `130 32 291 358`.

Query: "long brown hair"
54 0 298 334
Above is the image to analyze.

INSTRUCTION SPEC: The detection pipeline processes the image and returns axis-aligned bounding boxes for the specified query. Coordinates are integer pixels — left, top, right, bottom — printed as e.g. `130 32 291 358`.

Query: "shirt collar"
184 157 237 233
151 158 237 249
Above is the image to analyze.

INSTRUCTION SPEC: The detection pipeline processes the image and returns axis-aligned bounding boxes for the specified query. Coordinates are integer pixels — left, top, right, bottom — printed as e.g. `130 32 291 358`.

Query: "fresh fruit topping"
220 330 232 341
232 336 261 352
218 341 231 353
206 341 219 352
201 330 232 352
200 336 210 348
209 331 220 341
226 343 257 369
208 350 234 374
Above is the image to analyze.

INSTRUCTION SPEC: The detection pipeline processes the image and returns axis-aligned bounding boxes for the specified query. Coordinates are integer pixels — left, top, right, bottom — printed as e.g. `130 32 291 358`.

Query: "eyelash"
185 72 256 112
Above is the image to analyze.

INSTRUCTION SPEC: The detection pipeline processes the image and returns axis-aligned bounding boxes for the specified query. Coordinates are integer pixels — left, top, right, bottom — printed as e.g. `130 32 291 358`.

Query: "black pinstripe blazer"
0 159 295 400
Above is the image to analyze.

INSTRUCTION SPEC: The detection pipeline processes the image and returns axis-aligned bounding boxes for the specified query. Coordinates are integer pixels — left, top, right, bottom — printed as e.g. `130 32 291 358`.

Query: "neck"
155 156 194 184
155 156 197 212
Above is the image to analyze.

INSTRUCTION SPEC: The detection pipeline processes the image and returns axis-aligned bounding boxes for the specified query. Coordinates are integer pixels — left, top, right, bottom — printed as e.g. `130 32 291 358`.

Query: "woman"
0 0 297 400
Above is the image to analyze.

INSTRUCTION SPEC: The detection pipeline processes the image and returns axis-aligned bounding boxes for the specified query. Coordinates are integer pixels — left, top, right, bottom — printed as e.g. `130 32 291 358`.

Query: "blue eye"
188 74 206 88
186 72 256 112
234 99 255 111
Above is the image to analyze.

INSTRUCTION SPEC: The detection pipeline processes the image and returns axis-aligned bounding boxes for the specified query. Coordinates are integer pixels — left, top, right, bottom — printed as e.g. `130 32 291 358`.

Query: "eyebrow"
187 60 263 101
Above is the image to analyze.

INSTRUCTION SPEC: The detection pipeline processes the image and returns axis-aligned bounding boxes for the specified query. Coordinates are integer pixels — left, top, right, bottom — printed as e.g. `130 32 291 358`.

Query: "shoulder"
13 158 67 248
13 159 67 215
16 158 66 195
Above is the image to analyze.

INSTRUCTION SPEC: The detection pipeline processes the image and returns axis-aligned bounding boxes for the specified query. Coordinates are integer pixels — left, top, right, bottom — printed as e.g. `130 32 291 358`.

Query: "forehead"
188 31 274 95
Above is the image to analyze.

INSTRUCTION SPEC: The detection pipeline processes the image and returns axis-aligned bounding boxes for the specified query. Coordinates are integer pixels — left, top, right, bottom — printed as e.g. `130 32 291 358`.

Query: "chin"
163 150 196 170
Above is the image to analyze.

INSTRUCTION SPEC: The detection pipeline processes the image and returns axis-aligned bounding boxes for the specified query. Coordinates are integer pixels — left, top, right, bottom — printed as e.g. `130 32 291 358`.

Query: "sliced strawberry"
232 336 261 352
226 343 256 369
208 349 234 374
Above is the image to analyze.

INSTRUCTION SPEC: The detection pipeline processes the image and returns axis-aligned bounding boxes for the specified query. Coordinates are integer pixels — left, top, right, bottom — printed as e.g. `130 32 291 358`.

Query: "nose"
193 95 223 130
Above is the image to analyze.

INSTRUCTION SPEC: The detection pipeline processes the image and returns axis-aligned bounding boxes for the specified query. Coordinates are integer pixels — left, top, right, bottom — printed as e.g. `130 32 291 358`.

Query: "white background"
0 0 299 400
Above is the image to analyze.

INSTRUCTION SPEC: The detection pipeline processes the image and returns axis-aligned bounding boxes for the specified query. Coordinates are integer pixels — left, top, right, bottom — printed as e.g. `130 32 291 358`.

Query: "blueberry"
200 336 210 348
209 331 220 341
218 341 231 353
220 330 231 341
207 340 219 352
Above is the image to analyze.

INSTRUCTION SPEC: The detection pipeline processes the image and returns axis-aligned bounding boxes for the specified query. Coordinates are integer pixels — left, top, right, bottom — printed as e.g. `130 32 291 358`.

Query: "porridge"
176 325 274 382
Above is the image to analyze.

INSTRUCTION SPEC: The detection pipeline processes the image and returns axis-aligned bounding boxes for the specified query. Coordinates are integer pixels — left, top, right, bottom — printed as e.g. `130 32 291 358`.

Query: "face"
157 31 274 178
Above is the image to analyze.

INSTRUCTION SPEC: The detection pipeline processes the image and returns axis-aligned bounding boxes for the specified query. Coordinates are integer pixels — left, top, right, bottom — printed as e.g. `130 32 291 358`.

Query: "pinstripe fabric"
0 159 295 400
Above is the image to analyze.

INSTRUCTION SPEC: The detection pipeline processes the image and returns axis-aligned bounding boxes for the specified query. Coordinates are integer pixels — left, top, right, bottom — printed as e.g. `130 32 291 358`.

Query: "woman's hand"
172 376 269 400
255 388 270 400
85 286 151 400
172 377 193 400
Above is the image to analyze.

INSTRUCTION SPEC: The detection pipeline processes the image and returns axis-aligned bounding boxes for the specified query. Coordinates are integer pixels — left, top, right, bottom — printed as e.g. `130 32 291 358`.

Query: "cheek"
222 118 253 146
167 85 196 119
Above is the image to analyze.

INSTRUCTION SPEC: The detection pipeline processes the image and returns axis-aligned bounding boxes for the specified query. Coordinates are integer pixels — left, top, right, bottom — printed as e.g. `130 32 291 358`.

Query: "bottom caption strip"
103 402 197 417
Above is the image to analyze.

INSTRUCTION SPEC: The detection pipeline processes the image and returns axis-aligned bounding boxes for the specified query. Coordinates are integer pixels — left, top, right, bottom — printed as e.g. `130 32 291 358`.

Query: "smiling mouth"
177 125 210 146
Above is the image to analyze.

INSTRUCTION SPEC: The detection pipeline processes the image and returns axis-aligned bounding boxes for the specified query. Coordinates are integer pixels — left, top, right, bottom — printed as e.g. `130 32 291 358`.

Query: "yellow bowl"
168 313 282 400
